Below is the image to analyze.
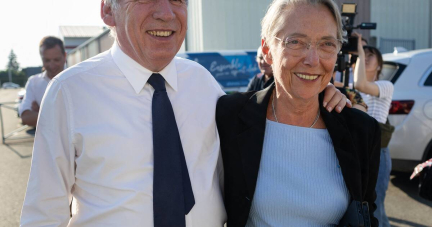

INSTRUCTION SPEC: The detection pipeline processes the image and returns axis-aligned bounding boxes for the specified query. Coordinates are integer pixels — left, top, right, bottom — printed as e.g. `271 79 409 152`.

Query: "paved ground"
1 88 432 226
0 88 33 226
386 172 432 227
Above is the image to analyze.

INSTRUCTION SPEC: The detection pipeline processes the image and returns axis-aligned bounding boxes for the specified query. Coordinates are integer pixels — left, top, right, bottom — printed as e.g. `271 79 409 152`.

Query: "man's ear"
101 0 116 27
261 39 273 65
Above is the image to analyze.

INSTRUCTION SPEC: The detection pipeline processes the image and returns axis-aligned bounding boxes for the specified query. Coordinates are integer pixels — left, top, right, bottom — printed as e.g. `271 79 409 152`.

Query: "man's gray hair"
104 0 119 10
261 0 344 45
103 0 119 38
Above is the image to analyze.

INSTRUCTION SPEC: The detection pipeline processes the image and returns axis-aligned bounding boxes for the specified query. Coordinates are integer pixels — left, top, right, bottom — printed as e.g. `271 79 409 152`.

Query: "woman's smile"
295 73 320 81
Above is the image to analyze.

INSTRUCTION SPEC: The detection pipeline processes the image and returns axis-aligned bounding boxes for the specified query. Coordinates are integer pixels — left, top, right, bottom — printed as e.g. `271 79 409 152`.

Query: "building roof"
59 26 105 38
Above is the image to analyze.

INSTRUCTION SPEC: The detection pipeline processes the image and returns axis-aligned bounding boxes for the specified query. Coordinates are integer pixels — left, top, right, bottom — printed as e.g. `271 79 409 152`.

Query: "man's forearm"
21 110 39 127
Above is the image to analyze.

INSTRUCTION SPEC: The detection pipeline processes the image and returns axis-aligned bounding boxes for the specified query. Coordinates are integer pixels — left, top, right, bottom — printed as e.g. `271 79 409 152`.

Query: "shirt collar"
111 42 178 94
42 71 51 82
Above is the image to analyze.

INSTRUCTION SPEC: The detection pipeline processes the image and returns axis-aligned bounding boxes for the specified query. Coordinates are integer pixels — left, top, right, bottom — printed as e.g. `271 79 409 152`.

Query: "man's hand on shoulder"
323 84 352 113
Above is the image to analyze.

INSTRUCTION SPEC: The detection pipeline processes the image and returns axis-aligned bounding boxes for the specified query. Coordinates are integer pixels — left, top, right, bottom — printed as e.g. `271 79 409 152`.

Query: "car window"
424 68 432 86
382 62 407 84
381 63 398 81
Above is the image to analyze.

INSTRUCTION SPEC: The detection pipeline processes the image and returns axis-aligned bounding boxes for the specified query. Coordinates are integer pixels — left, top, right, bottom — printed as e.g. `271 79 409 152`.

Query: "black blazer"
216 84 381 227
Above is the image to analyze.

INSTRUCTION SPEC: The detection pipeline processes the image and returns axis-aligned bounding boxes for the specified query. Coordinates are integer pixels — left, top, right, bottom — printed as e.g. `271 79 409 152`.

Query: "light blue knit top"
246 120 350 227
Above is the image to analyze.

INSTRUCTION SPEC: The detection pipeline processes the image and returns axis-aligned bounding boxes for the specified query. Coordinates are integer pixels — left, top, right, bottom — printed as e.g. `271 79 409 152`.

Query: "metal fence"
0 102 33 144
380 38 416 54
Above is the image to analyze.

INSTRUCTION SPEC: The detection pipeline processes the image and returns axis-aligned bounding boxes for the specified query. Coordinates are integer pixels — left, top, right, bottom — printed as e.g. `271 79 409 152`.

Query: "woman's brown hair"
363 45 383 80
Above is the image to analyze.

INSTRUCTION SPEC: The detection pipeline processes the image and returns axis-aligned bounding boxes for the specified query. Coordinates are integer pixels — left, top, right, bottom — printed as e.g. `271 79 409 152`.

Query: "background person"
246 46 274 91
216 0 380 226
19 36 66 127
410 158 432 201
411 158 432 180
354 33 394 227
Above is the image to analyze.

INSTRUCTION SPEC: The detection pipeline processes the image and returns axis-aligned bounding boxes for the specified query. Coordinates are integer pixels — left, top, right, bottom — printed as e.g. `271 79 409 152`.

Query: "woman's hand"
323 84 352 113
410 158 432 180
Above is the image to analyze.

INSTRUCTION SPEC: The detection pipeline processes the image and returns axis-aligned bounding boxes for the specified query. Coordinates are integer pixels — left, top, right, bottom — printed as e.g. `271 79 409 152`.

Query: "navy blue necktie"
148 73 195 227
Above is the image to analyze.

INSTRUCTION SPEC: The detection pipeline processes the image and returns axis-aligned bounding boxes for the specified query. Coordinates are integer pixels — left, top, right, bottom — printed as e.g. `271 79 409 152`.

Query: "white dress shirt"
21 42 227 227
19 71 50 116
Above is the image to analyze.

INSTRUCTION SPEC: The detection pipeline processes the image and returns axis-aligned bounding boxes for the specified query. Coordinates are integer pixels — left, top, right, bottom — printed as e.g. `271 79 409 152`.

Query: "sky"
0 0 105 70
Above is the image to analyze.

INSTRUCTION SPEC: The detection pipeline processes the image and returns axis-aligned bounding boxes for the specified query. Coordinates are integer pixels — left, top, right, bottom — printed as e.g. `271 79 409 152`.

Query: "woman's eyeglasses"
274 36 343 59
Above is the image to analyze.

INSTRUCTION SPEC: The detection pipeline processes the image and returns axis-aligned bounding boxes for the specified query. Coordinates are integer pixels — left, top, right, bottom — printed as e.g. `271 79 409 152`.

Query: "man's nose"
153 0 175 21
48 61 56 69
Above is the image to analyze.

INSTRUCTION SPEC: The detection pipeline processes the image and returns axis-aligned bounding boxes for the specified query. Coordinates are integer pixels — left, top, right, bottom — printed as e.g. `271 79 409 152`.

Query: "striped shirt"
360 80 394 124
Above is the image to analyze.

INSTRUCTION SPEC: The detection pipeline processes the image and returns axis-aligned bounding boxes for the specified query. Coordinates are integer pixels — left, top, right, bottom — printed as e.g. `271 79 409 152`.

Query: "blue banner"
180 51 259 88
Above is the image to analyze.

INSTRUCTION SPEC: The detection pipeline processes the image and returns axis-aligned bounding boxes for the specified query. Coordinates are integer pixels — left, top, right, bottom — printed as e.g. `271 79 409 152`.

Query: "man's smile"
147 31 174 37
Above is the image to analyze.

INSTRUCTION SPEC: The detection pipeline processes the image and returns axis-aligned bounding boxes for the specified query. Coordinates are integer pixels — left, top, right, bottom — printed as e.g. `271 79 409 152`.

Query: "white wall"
187 0 272 52
370 0 431 50
186 0 204 51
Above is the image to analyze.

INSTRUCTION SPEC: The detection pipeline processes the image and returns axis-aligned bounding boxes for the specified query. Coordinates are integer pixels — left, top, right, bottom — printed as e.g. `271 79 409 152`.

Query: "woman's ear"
101 1 116 27
261 39 273 65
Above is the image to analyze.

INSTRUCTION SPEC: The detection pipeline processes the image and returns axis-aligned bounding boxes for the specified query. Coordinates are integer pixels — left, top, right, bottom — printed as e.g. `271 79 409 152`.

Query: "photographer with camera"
332 37 370 113
334 37 367 89
353 32 394 227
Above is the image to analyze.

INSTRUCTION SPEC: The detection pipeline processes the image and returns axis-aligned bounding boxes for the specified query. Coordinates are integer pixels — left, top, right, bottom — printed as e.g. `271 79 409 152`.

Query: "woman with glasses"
216 0 381 226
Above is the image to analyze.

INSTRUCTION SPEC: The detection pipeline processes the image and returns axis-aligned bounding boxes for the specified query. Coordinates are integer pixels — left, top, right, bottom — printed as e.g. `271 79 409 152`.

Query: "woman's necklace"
271 90 321 128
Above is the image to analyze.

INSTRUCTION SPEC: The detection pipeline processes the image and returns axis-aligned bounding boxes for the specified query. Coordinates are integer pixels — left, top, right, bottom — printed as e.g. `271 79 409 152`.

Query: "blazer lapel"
235 88 363 200
319 93 362 200
237 85 274 199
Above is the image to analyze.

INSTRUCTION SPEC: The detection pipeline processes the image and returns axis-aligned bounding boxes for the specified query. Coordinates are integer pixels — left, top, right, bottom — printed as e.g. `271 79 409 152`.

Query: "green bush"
0 70 28 87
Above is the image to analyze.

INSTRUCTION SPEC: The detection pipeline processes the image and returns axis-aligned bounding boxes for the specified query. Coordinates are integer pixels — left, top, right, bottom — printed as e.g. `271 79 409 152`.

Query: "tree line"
1 50 37 87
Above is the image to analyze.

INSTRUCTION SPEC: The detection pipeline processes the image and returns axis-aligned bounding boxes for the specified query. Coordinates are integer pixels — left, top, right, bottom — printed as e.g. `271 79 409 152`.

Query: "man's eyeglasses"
274 36 343 59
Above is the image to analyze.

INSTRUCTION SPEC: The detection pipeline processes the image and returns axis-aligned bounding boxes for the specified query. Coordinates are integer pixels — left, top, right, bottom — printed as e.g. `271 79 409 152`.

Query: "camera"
340 3 377 53
335 3 377 87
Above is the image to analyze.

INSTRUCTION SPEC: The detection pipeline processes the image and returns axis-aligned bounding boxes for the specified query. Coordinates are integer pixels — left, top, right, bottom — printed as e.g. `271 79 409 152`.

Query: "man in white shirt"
20 0 349 226
19 36 66 127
